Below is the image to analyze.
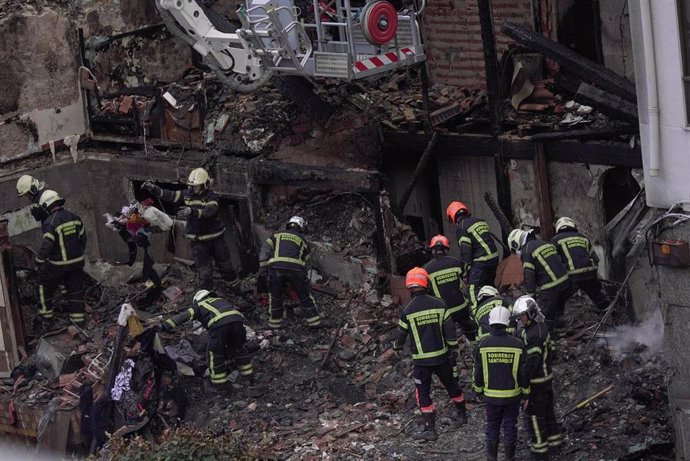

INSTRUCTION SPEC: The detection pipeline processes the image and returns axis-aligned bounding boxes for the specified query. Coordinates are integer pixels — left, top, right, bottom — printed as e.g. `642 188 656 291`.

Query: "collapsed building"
0 0 677 459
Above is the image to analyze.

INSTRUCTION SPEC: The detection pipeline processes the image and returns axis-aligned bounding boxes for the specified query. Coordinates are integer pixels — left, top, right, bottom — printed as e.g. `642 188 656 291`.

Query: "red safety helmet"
446 201 470 223
429 235 450 250
405 267 429 289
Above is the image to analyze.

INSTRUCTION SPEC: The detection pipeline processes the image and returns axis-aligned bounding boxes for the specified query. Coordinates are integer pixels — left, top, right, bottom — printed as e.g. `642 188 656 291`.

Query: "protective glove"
176 207 193 219
142 181 161 197
156 323 172 333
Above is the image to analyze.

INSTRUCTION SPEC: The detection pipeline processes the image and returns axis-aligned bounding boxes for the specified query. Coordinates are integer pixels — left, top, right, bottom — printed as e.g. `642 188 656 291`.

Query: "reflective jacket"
520 238 569 294
473 329 530 405
165 296 245 331
551 229 598 280
161 188 225 241
393 291 458 366
259 229 310 272
473 295 505 339
518 320 554 386
423 254 469 319
455 216 499 269
36 207 86 270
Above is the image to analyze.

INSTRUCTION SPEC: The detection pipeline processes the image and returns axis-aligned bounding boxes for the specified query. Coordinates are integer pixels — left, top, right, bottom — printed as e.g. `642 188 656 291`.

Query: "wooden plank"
533 143 553 240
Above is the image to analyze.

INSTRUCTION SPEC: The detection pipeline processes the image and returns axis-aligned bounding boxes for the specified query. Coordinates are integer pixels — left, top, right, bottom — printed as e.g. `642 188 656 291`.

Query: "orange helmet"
405 267 429 289
429 235 450 250
446 201 470 223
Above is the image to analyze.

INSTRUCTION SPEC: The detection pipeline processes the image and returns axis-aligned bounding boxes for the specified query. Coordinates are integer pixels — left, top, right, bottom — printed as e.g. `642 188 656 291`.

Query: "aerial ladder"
156 0 426 92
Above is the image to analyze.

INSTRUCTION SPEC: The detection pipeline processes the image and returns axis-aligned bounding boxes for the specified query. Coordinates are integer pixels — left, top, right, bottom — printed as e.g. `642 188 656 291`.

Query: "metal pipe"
640 0 660 176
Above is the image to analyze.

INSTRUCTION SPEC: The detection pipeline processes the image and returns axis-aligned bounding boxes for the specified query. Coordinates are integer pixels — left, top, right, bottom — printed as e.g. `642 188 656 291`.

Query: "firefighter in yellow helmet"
16 174 50 222
142 168 239 292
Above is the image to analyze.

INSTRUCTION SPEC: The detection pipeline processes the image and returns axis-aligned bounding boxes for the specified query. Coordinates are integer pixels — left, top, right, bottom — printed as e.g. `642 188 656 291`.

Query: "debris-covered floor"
1 196 673 460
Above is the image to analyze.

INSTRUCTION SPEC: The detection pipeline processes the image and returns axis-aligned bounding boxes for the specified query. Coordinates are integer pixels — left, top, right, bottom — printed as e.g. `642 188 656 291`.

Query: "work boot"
413 412 437 441
504 442 516 461
450 401 468 426
486 440 499 461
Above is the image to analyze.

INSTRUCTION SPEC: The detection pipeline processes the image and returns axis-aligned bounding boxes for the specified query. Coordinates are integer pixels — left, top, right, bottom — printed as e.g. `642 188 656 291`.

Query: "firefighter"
508 228 570 326
473 306 530 461
34 190 87 325
259 216 321 329
513 296 562 460
159 290 253 386
393 267 467 441
551 217 608 310
423 235 476 343
142 168 239 292
446 201 499 305
16 174 50 222
473 285 505 341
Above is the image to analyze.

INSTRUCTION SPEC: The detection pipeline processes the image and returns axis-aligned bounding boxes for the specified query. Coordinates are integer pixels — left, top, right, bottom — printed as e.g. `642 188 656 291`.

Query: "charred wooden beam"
533 143 553 240
501 21 637 103
574 82 639 125
250 159 380 190
477 0 502 137
398 132 439 212
527 126 638 142
380 130 642 167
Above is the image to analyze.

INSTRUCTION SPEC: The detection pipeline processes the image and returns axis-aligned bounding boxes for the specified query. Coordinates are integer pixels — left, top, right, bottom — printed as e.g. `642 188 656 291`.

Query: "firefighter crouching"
508 228 570 327
551 217 608 310
142 168 239 292
423 235 477 345
34 190 87 325
16 174 50 222
473 306 530 461
393 267 467 442
259 216 322 329
159 290 253 386
513 296 562 460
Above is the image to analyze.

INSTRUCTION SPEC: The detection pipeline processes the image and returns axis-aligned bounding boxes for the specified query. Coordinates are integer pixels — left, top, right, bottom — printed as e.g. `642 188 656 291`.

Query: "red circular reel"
361 1 398 46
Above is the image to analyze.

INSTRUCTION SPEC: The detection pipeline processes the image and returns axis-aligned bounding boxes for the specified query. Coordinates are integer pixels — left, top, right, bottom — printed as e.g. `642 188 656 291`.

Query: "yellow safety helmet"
16 174 44 197
38 190 64 210
187 168 210 187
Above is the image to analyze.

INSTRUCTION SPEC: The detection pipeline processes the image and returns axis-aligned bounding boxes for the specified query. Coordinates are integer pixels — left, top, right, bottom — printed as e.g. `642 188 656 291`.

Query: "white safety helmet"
555 217 577 233
508 228 529 252
512 295 541 319
38 190 63 210
187 168 210 187
488 306 511 327
16 174 45 197
287 216 306 232
193 289 211 303
477 285 499 301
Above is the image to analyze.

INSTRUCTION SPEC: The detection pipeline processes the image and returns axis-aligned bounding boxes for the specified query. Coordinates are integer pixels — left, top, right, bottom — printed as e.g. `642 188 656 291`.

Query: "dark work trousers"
571 275 608 310
191 237 238 291
536 284 570 323
37 266 85 323
412 361 464 413
525 383 562 453
468 263 498 306
268 268 321 329
452 307 478 342
207 321 253 385
485 400 520 444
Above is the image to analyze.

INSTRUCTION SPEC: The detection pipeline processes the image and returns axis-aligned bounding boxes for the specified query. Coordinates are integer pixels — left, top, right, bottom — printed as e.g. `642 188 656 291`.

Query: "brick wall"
423 0 533 88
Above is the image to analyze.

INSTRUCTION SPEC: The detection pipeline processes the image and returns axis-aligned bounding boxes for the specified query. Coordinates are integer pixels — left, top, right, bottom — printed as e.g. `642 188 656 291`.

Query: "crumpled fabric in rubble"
164 339 200 364
111 359 135 402
117 303 136 327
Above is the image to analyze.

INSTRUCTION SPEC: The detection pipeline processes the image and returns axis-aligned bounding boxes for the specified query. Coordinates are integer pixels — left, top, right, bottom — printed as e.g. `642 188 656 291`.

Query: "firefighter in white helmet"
512 296 561 459
258 216 322 329
34 190 87 325
16 174 50 222
551 217 608 310
473 305 530 461
142 168 239 292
